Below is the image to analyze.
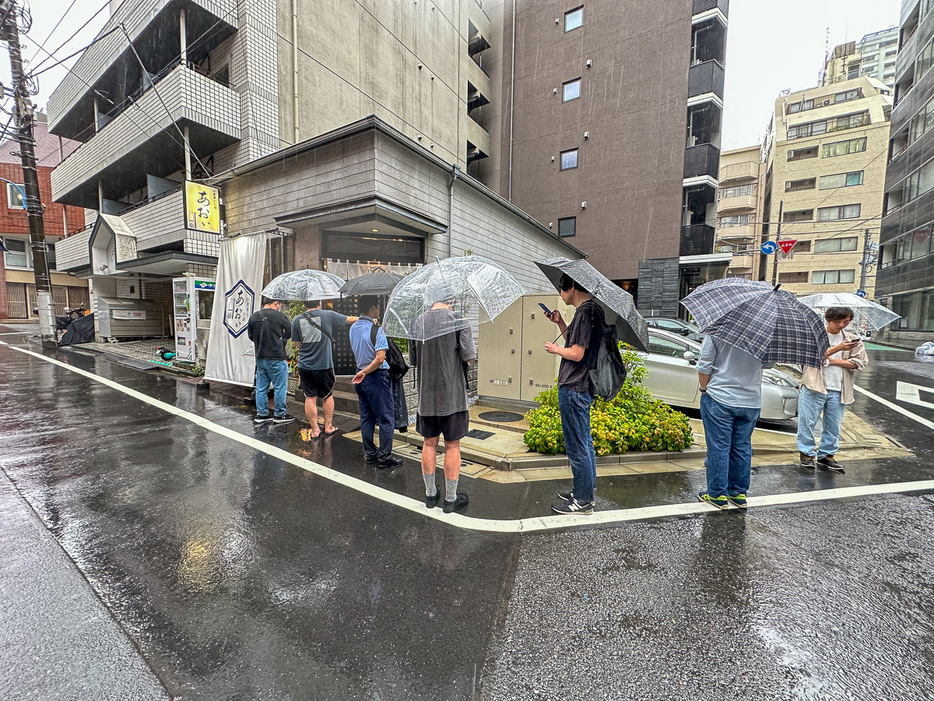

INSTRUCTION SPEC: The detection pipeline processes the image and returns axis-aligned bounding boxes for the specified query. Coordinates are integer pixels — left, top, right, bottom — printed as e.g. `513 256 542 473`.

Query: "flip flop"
309 430 321 438
323 427 339 436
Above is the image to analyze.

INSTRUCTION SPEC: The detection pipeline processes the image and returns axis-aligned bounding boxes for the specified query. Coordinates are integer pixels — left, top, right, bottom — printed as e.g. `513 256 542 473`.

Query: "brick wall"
0 162 85 235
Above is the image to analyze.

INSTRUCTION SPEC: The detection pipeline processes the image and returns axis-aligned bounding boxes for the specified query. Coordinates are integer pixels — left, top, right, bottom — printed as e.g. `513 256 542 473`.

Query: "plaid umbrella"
535 257 649 351
681 278 829 367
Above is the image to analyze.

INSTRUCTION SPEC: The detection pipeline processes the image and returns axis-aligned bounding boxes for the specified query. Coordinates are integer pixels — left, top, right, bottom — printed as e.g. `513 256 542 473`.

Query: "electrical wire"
28 0 111 74
24 0 79 67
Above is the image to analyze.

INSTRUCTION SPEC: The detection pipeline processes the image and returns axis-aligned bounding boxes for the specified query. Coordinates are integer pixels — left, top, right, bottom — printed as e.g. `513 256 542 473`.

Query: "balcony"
681 224 716 256
688 60 725 100
684 143 721 180
52 62 240 208
717 193 757 213
692 0 729 17
48 0 237 136
716 224 756 240
719 160 759 184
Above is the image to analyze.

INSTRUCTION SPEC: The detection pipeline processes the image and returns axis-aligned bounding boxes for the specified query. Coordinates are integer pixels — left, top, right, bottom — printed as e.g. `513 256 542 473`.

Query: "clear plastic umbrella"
382 255 526 340
261 269 346 301
797 292 901 331
535 257 649 351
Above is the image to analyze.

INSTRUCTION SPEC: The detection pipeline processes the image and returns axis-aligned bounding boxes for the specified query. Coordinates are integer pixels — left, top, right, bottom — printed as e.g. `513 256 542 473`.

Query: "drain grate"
466 429 495 440
478 410 524 423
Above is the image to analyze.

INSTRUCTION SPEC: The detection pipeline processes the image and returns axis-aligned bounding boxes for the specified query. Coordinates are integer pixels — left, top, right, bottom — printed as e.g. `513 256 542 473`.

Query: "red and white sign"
777 239 798 254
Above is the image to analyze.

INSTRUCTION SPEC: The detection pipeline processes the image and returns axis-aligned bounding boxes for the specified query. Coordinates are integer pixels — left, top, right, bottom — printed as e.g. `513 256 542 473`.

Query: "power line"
28 0 110 74
24 0 78 67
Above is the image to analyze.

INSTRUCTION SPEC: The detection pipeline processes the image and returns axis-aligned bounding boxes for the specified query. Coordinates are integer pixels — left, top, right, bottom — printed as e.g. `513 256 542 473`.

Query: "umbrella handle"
773 283 782 291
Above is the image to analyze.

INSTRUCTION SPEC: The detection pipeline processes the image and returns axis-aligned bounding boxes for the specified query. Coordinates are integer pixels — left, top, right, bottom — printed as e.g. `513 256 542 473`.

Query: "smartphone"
538 302 553 316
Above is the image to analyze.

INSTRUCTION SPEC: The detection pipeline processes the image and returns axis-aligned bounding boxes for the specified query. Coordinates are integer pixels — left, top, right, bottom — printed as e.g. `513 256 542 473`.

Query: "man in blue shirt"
291 300 358 437
696 336 766 509
349 296 402 468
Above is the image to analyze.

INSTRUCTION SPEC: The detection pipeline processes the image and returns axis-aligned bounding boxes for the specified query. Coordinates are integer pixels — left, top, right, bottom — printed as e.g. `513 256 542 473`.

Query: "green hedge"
523 346 695 456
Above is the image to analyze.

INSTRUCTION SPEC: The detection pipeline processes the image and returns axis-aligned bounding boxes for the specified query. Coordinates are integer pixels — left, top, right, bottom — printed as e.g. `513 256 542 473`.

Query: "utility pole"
2 0 54 345
771 200 783 286
859 227 873 293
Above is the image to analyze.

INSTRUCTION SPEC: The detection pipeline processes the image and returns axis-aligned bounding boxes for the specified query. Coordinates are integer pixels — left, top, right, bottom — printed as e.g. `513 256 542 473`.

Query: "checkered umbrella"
680 278 829 367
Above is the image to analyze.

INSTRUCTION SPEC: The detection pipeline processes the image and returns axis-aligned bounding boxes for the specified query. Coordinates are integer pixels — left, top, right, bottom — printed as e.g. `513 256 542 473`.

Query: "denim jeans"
559 386 596 503
255 358 289 417
796 387 846 459
355 370 395 461
700 392 760 498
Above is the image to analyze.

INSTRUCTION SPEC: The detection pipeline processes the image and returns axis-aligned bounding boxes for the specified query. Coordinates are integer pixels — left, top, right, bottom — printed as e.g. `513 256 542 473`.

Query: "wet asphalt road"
1 328 934 699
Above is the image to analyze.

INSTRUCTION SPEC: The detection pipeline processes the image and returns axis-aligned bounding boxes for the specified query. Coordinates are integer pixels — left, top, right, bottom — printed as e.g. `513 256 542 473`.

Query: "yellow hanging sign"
184 181 221 234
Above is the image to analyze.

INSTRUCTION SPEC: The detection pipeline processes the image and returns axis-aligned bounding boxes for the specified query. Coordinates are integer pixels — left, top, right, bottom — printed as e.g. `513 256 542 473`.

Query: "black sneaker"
557 490 574 501
799 452 815 469
273 413 295 425
552 498 594 515
378 456 403 469
425 490 441 509
443 492 469 513
818 455 845 472
364 455 379 465
253 414 274 424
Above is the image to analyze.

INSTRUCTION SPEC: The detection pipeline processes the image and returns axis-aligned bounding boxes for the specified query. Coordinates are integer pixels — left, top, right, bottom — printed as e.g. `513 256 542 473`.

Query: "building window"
564 6 583 32
558 217 576 237
6 183 24 209
563 78 581 102
817 204 861 221
2 237 28 267
814 237 859 253
718 185 753 199
560 149 579 170
777 271 809 284
787 112 868 140
717 214 752 227
787 99 815 114
783 209 814 223
788 146 818 161
822 137 867 158
819 171 864 189
785 178 816 192
812 269 856 284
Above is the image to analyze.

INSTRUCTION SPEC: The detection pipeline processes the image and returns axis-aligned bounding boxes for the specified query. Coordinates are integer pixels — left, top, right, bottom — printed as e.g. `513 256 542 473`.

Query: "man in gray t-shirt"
290 300 357 437
411 303 476 513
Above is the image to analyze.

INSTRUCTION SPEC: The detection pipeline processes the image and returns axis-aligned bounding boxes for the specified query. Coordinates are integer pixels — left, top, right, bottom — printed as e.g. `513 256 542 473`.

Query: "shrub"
523 345 694 456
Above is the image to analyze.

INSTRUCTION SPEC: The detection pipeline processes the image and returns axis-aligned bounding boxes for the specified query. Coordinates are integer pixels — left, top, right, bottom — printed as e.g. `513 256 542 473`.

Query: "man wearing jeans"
247 297 295 425
696 336 766 509
797 307 868 473
349 296 402 469
545 274 601 515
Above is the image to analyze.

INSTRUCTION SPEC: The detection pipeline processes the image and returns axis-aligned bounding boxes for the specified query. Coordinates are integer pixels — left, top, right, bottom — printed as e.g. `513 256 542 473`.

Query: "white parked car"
639 329 799 422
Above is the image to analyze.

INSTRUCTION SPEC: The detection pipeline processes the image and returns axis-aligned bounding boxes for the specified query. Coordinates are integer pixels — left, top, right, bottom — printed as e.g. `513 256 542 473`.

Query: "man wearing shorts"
291 299 357 437
411 294 476 514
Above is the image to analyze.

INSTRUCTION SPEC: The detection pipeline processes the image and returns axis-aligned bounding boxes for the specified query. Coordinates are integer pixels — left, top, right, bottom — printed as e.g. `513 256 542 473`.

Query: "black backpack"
370 324 409 380
588 307 627 401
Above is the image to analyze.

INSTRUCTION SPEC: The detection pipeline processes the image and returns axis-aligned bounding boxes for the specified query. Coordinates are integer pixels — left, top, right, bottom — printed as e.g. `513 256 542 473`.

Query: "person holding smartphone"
797 306 869 472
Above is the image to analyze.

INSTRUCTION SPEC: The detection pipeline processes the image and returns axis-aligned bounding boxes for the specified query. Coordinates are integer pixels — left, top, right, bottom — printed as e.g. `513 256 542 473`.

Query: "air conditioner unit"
822 99 831 106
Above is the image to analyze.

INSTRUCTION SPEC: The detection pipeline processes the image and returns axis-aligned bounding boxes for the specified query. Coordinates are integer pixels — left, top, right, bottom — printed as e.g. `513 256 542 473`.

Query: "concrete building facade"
763 76 891 299
822 28 899 89
714 145 765 280
877 0 934 341
0 117 87 319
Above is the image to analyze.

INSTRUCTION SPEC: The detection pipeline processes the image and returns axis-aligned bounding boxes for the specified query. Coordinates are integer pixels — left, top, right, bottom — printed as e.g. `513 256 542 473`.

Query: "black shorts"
298 368 335 399
416 410 469 441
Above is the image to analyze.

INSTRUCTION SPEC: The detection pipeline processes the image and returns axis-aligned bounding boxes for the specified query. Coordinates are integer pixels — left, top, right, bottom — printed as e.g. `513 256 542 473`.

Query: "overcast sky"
19 0 904 152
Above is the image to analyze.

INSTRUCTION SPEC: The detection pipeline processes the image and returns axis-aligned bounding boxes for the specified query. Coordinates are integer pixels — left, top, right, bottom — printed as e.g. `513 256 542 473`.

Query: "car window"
648 336 686 358
656 320 683 332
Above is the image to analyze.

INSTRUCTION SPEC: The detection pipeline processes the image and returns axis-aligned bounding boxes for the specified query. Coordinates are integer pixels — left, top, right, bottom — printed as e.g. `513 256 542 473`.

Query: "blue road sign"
856 290 867 298
760 241 777 255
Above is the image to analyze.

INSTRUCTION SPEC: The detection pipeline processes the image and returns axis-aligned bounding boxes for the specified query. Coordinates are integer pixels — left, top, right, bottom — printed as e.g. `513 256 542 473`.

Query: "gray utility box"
97 297 165 339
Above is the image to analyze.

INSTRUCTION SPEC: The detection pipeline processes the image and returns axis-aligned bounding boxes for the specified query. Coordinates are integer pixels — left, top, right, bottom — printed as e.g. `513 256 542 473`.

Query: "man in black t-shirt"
247 297 294 425
544 274 601 515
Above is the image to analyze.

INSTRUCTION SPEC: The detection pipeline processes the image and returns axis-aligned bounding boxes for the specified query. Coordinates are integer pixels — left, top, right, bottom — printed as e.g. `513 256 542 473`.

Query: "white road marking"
5 340 934 533
855 384 934 432
894 381 934 411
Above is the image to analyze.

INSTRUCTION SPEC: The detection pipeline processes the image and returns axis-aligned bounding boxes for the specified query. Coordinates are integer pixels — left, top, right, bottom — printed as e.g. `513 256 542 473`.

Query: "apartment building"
822 27 899 88
764 77 891 298
501 0 729 315
714 145 766 280
877 0 934 340
0 116 86 319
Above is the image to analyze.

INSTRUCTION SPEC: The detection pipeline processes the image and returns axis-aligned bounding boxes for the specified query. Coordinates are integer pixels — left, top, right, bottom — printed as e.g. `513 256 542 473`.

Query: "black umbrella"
534 257 649 351
340 271 403 297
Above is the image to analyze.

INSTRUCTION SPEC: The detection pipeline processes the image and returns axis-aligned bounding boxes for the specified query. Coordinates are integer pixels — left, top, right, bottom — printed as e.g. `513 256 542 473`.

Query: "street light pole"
771 200 783 286
1 0 54 346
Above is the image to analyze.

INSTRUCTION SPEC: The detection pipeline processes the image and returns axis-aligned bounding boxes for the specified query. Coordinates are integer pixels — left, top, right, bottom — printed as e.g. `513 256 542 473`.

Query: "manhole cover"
466 429 494 440
478 410 524 423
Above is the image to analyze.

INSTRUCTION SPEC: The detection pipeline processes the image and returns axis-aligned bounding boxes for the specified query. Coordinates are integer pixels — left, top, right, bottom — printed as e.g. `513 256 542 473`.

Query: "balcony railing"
718 160 759 183
692 0 729 16
681 224 716 256
684 143 721 179
688 60 725 99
